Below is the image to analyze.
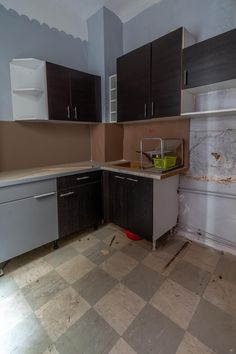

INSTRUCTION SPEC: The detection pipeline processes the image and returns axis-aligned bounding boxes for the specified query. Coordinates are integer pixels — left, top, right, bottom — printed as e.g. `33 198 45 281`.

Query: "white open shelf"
181 78 236 118
10 58 49 121
109 74 117 123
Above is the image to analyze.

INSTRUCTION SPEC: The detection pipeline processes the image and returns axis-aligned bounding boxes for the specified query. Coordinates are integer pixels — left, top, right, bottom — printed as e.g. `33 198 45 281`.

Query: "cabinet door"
127 176 153 240
70 70 101 122
57 189 80 238
46 62 71 121
109 173 127 228
183 28 236 89
117 44 151 122
0 193 58 262
77 181 102 230
151 28 183 118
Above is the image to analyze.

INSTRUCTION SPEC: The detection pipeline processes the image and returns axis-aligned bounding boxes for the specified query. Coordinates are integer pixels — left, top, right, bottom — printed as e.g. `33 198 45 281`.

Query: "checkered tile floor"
1 224 236 354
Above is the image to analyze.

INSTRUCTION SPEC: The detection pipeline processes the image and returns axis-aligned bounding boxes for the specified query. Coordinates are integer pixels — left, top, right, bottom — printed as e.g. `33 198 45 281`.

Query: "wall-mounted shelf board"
181 108 236 118
13 88 44 95
184 78 236 94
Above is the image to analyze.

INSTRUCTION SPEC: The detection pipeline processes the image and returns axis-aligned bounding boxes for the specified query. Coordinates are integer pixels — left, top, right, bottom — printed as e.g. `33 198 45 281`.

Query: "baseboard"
176 223 236 256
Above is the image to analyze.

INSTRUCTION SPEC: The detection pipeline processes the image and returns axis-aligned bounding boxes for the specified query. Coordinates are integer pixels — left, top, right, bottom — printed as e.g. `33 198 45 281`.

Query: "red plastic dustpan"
124 229 142 241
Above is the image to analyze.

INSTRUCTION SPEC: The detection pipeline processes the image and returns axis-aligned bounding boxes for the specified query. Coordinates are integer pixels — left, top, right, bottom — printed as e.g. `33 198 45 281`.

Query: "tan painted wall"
123 120 190 167
0 122 91 171
90 124 124 163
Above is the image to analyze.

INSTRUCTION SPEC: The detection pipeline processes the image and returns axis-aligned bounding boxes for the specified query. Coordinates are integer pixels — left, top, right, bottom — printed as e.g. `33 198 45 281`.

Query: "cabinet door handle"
151 101 154 117
144 103 147 118
34 192 56 199
76 176 90 181
184 70 188 86
59 191 75 198
114 175 125 180
127 177 138 183
67 105 70 119
74 106 78 120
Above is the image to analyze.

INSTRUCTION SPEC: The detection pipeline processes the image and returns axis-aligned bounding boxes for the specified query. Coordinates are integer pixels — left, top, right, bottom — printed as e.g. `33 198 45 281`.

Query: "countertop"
0 161 188 187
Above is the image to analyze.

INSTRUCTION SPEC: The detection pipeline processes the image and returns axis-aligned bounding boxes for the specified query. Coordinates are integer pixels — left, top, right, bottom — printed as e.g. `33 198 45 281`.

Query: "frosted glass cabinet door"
0 193 58 262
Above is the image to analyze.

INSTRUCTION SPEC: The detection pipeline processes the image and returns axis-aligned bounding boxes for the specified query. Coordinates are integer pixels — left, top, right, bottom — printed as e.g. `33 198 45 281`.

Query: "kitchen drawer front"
0 179 57 204
57 171 101 191
0 192 58 262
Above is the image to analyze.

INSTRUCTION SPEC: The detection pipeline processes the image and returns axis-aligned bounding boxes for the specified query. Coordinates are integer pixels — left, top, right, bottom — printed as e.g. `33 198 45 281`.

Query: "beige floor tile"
109 338 137 354
43 344 59 354
183 243 220 273
203 275 236 317
12 258 53 288
35 287 90 341
150 279 200 330
94 283 145 335
176 332 216 354
56 255 96 284
71 234 100 253
0 290 32 335
100 251 138 280
142 250 181 276
103 232 130 250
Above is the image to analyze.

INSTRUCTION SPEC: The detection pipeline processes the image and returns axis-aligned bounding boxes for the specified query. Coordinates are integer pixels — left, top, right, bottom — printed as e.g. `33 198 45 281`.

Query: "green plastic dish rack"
153 156 177 169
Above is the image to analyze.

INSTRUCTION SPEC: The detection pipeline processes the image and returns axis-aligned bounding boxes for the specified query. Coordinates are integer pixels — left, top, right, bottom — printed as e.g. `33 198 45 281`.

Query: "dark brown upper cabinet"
151 28 183 118
46 63 101 122
117 28 187 122
117 44 151 122
46 63 71 121
182 28 236 89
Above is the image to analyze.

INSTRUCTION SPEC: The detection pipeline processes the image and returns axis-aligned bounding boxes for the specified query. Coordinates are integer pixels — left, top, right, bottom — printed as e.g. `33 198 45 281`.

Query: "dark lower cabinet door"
127 176 153 241
46 62 71 121
77 181 102 230
117 44 151 122
109 173 127 228
70 69 101 122
183 28 236 89
151 28 183 118
57 189 80 238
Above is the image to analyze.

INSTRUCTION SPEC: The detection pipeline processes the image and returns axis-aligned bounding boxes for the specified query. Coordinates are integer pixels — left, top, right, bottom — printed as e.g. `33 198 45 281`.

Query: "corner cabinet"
117 28 195 122
10 59 101 122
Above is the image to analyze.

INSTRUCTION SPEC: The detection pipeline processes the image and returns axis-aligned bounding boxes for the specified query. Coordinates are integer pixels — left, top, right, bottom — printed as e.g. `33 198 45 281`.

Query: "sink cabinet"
57 171 102 238
107 172 153 240
106 171 179 245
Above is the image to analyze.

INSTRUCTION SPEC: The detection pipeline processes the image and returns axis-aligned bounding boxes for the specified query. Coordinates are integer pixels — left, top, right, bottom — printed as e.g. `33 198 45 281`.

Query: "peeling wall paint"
179 116 236 254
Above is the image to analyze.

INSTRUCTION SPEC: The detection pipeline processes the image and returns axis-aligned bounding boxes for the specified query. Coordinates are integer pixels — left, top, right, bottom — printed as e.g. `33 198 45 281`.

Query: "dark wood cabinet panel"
151 28 183 117
127 176 153 240
183 28 236 89
57 171 101 192
46 62 71 121
108 173 127 228
70 70 101 122
108 172 153 241
57 189 80 238
117 44 151 122
57 172 102 238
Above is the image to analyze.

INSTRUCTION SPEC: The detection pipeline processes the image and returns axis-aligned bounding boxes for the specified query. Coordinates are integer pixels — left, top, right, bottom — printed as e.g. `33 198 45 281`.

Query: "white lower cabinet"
0 179 58 263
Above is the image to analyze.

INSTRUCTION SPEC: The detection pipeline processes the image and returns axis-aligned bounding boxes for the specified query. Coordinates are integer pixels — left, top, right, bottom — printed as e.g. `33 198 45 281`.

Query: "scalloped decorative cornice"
0 0 162 40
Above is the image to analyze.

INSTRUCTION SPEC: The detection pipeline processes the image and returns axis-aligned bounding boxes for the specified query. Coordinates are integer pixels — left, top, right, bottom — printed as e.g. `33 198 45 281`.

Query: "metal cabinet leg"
0 268 4 277
152 239 156 251
53 240 59 250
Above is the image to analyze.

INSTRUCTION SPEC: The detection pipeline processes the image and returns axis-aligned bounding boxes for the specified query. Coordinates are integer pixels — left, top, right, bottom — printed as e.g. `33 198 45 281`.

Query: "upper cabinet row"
117 27 236 122
10 59 101 122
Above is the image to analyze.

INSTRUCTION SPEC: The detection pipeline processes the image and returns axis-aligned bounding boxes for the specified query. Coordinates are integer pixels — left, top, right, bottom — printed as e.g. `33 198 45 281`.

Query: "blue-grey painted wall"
123 0 236 53
104 7 123 119
87 7 123 121
0 4 88 120
87 8 106 120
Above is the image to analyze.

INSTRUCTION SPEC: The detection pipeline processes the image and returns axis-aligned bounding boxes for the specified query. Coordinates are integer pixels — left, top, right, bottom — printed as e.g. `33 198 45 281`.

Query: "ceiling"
0 0 162 40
